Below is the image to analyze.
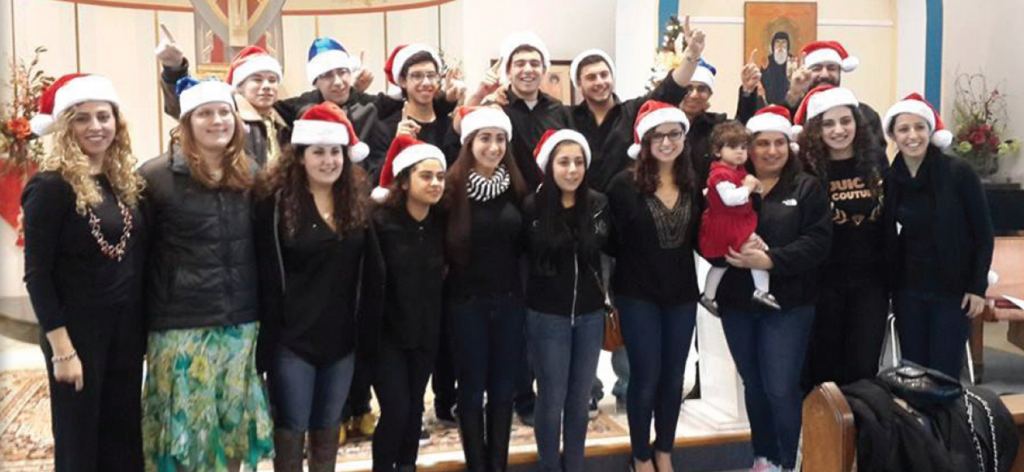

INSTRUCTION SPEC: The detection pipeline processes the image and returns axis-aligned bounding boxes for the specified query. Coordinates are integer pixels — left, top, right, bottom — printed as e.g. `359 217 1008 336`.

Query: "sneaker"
750 457 779 472
588 397 600 420
752 290 781 310
418 427 431 445
699 294 721 317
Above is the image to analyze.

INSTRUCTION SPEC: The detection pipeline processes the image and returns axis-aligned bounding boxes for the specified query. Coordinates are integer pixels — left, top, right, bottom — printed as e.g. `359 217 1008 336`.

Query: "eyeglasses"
408 72 440 83
648 130 685 143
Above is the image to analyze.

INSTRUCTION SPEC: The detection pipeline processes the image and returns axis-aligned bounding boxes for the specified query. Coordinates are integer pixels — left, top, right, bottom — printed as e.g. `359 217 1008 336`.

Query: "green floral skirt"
142 322 274 472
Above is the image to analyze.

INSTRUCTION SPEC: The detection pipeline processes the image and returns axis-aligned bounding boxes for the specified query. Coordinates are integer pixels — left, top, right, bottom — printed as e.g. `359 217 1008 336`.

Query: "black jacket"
160 59 289 168
717 172 833 311
523 190 610 317
253 191 385 372
884 146 995 296
139 147 259 330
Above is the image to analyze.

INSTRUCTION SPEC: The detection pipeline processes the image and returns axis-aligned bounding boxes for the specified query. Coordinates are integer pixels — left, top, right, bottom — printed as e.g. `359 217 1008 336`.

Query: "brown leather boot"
272 429 305 472
308 426 342 472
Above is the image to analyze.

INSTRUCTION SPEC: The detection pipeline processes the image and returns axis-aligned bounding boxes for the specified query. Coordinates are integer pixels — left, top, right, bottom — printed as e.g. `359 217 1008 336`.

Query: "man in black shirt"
783 41 886 148
568 17 705 192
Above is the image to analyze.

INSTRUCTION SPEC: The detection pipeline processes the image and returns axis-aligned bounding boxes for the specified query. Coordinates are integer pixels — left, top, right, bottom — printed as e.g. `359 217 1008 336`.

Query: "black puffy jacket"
139 147 259 330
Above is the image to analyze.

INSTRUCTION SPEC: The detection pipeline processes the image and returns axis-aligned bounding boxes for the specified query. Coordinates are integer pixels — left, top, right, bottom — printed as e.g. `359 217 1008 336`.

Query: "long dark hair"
442 129 528 265
797 104 884 198
258 143 369 240
533 141 598 266
634 125 697 196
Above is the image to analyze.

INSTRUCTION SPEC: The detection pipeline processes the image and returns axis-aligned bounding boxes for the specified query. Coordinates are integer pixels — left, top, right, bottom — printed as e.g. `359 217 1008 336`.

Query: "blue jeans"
894 290 971 379
527 309 604 472
268 346 355 431
616 297 697 461
720 305 815 469
450 295 526 415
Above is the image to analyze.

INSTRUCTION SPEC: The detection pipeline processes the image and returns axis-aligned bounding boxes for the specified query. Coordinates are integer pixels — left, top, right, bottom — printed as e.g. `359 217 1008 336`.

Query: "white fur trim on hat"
231 54 283 88
569 49 615 89
292 120 350 146
629 107 690 159
536 130 591 172
691 65 716 91
307 49 353 86
179 81 236 119
392 44 441 85
882 99 953 147
461 108 513 144
804 48 859 73
392 143 447 177
747 113 795 140
500 31 551 81
31 75 121 136
805 87 859 122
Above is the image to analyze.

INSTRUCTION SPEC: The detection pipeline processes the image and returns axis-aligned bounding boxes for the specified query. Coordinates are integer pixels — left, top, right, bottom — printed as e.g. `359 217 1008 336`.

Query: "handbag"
589 265 624 352
877 361 964 407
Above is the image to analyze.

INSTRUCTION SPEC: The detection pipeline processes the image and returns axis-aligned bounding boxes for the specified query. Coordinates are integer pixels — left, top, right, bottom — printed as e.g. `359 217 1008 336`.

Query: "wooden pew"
803 382 1024 472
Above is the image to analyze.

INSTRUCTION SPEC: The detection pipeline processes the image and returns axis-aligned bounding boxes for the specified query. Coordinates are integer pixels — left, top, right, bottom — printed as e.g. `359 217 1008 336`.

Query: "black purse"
877 361 964 407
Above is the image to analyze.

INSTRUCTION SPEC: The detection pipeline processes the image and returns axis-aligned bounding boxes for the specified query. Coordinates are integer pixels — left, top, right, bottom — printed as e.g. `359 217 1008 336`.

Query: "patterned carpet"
0 369 628 471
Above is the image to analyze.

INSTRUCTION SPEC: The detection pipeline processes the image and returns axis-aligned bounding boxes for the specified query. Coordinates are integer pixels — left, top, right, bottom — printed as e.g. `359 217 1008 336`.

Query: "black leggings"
804 280 889 390
41 303 144 472
371 343 436 471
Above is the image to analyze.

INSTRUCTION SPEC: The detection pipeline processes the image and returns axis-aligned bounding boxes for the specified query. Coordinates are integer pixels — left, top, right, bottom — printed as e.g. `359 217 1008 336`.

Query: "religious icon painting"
744 2 818 105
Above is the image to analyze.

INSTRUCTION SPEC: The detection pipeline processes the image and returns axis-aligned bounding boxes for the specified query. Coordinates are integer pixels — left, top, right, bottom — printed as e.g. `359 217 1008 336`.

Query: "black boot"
307 427 341 472
272 429 305 472
458 408 488 472
485 404 514 472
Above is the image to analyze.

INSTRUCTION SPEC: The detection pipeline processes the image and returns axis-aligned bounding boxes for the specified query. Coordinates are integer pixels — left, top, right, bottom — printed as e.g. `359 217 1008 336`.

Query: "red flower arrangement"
952 73 1021 177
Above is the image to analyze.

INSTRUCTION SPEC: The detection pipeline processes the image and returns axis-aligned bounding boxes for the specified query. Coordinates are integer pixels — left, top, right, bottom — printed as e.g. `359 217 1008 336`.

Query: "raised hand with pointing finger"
468 59 505 106
677 15 706 61
155 24 185 69
354 50 374 94
741 49 763 94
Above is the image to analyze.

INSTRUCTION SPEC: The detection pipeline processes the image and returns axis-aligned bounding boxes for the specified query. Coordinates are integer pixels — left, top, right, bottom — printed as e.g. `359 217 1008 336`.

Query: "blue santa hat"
691 58 717 92
175 76 235 119
307 37 357 86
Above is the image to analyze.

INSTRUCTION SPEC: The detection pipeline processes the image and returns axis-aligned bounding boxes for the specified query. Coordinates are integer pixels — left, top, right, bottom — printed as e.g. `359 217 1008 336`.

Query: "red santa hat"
458 106 513 144
384 44 443 98
792 85 859 134
30 73 121 136
371 134 446 202
747 105 800 153
569 49 616 89
801 41 859 73
291 102 369 162
534 129 591 173
500 31 551 80
628 100 690 159
883 93 954 148
226 46 283 88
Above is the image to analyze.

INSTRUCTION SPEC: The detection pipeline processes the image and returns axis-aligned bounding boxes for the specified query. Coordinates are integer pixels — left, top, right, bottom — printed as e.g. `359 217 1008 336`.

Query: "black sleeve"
767 178 834 276
602 173 633 258
957 164 996 296
21 174 70 332
252 194 284 373
735 86 766 124
160 58 190 119
647 71 688 107
357 220 387 356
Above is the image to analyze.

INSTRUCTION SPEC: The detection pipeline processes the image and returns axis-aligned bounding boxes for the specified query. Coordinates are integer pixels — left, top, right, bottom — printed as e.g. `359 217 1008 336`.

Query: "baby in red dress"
699 121 780 315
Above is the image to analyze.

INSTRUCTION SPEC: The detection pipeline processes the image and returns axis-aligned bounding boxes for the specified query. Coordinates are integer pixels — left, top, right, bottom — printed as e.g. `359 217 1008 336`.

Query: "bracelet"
52 350 77 364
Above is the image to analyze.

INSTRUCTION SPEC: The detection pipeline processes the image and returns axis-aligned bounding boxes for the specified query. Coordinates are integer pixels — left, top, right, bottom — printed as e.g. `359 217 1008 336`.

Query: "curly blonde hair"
38 104 144 214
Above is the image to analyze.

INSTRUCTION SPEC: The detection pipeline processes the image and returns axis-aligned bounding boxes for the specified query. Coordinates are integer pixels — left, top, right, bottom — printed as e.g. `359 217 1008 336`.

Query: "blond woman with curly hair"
22 73 147 472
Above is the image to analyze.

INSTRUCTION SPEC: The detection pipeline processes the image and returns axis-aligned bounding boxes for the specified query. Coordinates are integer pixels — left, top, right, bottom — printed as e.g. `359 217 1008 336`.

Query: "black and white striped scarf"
467 165 510 202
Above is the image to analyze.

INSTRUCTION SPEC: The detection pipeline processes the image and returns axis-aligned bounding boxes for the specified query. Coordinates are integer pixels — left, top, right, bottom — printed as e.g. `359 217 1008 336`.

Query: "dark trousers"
372 342 436 472
450 294 525 414
41 303 144 472
513 340 536 417
432 306 458 415
894 290 971 379
721 305 815 469
616 297 697 461
527 309 604 472
805 280 889 389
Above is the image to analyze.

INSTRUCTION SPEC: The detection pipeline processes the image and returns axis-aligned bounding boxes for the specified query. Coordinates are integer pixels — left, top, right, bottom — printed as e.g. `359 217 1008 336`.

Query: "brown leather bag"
590 266 624 352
